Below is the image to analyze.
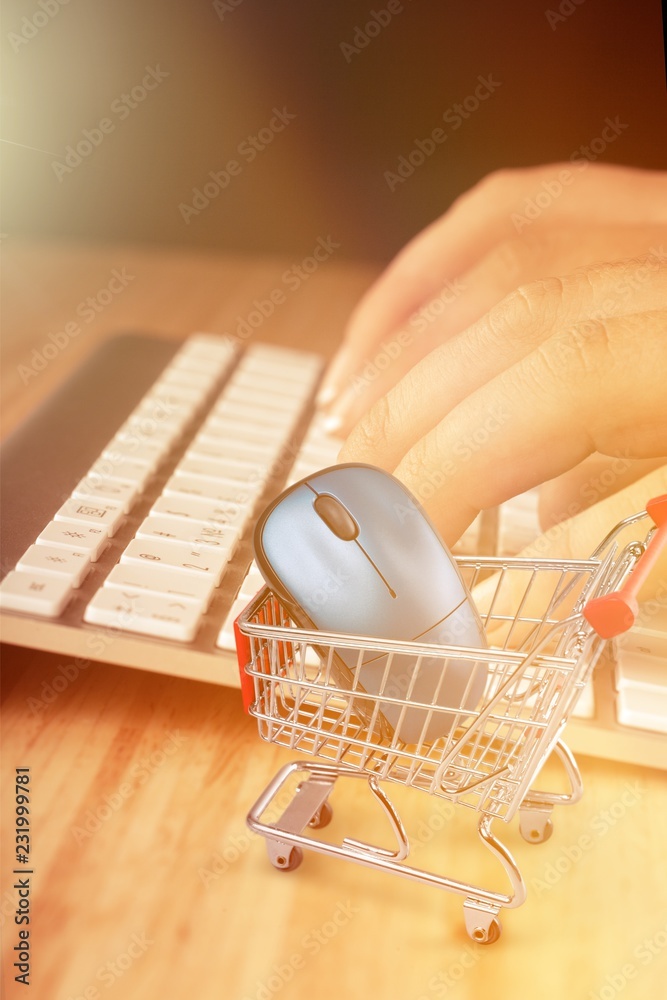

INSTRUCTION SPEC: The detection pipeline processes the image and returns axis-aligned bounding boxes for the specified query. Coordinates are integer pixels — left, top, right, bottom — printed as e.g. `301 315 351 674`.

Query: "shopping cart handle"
583 494 667 639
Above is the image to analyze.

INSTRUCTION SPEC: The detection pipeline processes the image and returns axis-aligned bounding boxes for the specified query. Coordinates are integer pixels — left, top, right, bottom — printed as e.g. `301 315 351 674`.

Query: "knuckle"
461 163 572 209
396 439 432 489
512 276 566 318
390 240 423 282
477 166 522 192
486 229 581 283
488 276 565 343
484 233 560 281
349 393 394 457
484 238 531 282
536 318 615 386
586 254 667 290
450 167 522 215
566 319 616 372
460 169 507 208
476 164 557 196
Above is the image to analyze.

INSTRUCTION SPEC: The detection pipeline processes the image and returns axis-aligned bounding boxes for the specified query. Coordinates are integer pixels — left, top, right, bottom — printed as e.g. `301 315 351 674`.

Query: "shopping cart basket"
235 495 666 943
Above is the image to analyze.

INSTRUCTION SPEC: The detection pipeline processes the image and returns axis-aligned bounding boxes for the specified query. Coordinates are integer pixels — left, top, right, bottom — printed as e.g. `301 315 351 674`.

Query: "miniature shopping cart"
235 496 666 944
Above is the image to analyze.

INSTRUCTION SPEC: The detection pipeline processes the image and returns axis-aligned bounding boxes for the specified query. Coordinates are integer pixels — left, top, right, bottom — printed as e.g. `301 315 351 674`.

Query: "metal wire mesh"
239 510 652 822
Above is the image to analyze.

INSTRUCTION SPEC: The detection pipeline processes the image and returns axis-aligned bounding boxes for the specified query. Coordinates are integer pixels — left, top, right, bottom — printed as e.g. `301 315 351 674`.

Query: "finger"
473 465 667 645
526 464 667 568
538 454 667 527
390 309 667 546
318 164 667 405
339 257 667 472
327 230 667 434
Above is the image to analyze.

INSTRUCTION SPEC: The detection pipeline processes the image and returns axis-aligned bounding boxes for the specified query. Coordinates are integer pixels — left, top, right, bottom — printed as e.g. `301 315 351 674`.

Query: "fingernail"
316 382 338 408
321 384 360 436
322 412 343 435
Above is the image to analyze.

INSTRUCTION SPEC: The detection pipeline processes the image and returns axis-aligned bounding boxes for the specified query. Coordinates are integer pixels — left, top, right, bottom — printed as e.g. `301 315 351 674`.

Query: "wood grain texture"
2 241 667 1000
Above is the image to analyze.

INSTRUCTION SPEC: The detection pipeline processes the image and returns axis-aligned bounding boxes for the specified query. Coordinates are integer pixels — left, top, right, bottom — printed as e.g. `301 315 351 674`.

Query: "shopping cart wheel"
464 903 502 945
268 843 303 872
519 809 553 844
472 919 502 945
308 801 333 829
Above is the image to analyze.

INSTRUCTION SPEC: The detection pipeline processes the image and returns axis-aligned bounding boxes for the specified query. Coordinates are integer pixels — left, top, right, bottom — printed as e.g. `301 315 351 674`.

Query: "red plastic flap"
583 495 667 638
582 593 639 639
234 613 254 714
647 494 667 528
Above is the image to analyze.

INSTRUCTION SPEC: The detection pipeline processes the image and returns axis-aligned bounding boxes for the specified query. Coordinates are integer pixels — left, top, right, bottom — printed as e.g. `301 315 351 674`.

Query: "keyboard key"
303 410 344 437
160 367 220 391
87 457 152 487
211 399 295 430
73 476 140 514
17 544 91 587
232 368 314 396
133 395 196 424
0 570 73 617
615 649 667 692
202 415 290 443
239 565 267 599
613 646 667 732
36 520 109 560
614 608 667 732
54 498 125 536
118 416 183 448
187 444 279 477
105 563 216 609
497 489 542 555
216 596 251 650
131 390 193 420
176 455 268 487
244 343 322 371
121 537 231 584
136 515 239 552
164 473 262 505
453 513 484 556
178 447 266 472
571 676 595 719
615 605 667 662
187 436 278 462
296 440 342 466
102 441 164 472
288 460 321 484
224 566 322 665
616 685 667 735
151 381 205 405
171 352 225 375
183 333 237 362
84 587 204 642
286 422 343 485
150 494 251 534
224 383 305 413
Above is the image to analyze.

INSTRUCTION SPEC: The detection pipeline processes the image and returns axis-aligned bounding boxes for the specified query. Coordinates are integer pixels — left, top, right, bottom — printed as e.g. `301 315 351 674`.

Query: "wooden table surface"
2 240 666 1000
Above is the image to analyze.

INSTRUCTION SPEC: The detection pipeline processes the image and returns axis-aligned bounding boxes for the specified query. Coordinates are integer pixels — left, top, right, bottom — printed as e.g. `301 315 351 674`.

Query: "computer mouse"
253 463 488 744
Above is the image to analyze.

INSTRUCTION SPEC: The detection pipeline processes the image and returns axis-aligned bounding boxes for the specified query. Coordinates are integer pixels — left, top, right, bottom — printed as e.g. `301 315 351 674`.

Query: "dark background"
2 0 666 262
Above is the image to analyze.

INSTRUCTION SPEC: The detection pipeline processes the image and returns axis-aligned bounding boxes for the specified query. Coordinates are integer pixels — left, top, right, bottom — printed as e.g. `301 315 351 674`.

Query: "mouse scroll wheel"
313 494 359 541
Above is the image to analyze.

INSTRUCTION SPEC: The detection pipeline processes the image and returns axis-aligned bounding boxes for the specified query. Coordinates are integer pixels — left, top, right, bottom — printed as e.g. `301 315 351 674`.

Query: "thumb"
472 464 667 647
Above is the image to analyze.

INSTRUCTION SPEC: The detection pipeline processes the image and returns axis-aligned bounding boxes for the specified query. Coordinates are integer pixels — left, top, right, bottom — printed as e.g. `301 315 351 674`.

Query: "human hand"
328 165 667 546
337 251 667 545
472 466 667 647
319 163 667 429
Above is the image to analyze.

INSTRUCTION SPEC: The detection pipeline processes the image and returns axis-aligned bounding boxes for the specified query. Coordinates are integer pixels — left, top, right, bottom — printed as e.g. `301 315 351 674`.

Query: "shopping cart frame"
236 496 666 943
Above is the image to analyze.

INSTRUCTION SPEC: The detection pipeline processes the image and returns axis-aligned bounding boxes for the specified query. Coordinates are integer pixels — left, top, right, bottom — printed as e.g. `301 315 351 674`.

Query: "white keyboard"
0 333 665 769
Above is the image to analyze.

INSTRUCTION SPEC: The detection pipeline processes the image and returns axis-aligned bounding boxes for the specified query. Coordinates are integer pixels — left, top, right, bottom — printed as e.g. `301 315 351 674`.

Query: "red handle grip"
583 494 667 639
